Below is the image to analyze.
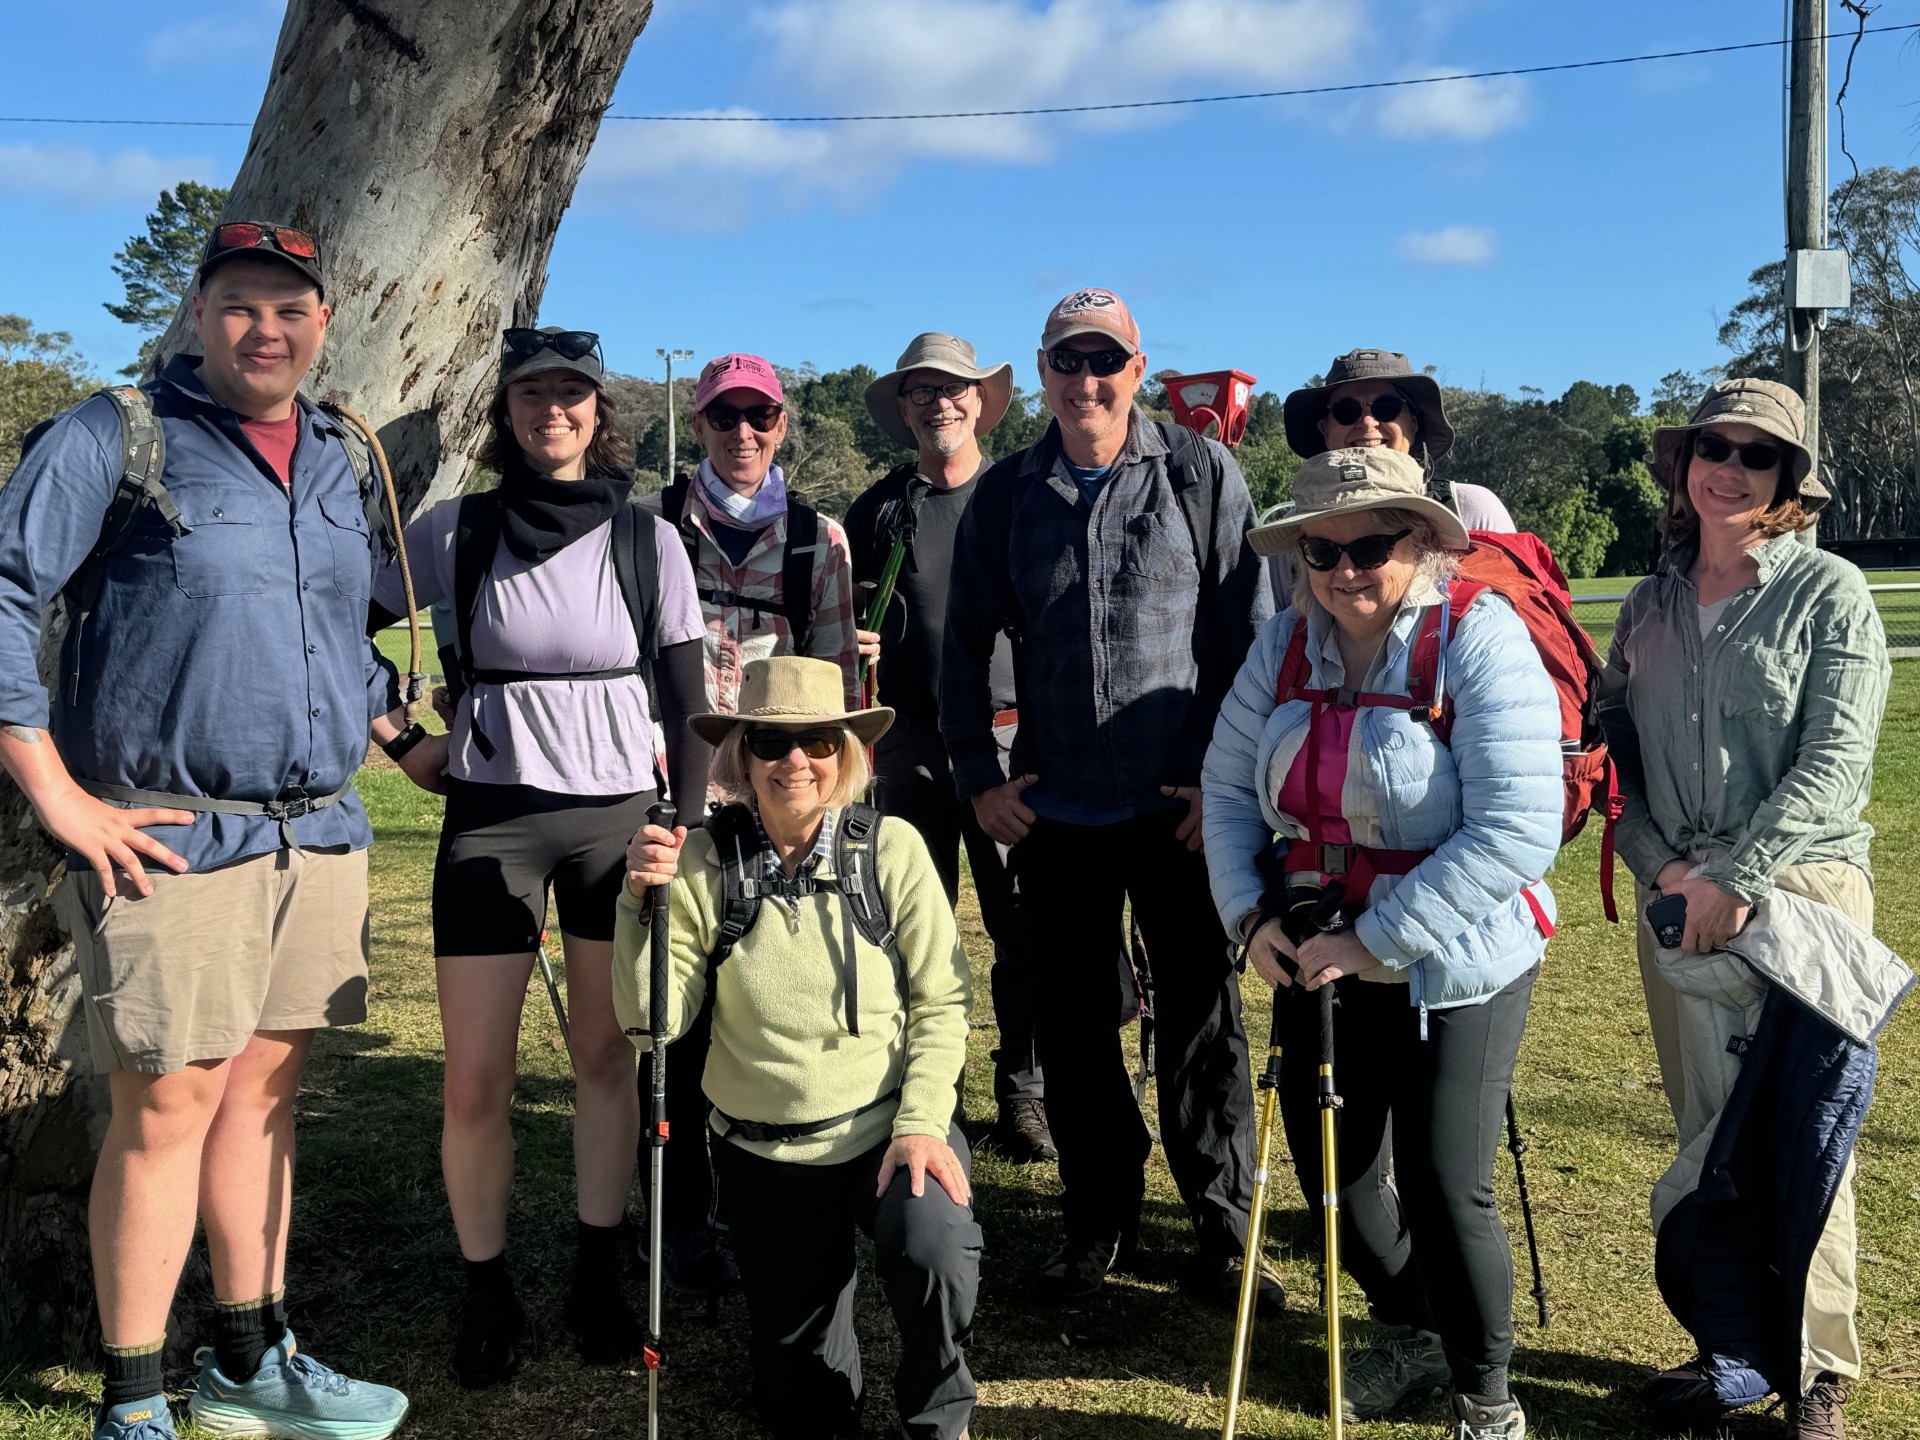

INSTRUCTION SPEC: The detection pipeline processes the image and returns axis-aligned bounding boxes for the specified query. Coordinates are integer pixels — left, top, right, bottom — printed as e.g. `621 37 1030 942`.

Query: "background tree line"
7 168 1920 577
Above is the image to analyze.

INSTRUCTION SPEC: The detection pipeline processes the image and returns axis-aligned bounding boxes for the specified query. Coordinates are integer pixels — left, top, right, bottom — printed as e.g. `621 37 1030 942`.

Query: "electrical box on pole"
1786 248 1852 312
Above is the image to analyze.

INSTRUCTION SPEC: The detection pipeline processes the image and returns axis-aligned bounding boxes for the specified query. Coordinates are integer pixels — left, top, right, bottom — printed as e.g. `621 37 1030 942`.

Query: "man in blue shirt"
0 222 418 1440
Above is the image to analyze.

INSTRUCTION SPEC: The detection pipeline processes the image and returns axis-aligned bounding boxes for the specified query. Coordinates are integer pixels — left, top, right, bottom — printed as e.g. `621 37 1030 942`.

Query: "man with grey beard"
848 333 1054 1163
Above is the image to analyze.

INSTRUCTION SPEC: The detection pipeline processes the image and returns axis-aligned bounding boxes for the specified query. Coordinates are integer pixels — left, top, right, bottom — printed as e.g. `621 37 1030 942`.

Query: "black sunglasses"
900 379 979 406
744 727 842 761
1298 528 1414 573
1045 347 1132 378
1326 394 1415 428
502 327 602 363
1693 432 1782 472
704 402 784 434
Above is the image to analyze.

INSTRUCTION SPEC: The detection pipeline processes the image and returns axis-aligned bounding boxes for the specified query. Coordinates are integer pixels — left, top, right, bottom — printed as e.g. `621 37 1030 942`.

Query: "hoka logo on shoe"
125 1411 154 1423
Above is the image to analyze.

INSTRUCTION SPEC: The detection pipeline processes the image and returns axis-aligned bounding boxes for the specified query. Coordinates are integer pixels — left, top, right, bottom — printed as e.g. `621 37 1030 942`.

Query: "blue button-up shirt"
0 356 398 871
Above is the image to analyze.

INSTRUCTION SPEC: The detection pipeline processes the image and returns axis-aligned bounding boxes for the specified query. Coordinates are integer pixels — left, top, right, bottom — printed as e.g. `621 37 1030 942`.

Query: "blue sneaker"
187 1332 409 1440
94 1397 177 1439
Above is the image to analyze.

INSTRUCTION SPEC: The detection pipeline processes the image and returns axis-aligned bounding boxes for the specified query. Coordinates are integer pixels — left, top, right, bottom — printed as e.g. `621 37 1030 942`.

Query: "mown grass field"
4 664 1917 1440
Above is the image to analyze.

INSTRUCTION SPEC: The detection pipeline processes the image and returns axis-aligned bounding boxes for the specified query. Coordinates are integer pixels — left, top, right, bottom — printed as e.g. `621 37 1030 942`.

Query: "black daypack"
659 474 822 653
443 491 661 761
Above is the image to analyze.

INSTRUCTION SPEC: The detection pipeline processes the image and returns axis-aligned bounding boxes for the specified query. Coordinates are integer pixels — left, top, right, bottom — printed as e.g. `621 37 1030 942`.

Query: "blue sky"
3 0 1917 405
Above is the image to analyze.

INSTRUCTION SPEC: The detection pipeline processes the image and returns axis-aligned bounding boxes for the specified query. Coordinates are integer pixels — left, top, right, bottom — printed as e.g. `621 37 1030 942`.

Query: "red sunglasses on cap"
208 222 319 260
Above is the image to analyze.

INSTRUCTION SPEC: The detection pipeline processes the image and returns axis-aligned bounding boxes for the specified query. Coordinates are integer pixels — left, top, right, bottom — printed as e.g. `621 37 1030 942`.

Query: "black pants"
1277 965 1536 1396
881 770 1042 1101
1013 811 1253 1258
715 1124 980 1440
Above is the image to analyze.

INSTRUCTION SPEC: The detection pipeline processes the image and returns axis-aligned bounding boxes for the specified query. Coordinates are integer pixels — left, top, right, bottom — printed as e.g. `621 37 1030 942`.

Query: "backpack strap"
316 401 394 560
707 803 764 976
1157 420 1215 577
447 492 503 713
830 802 906 1037
1406 582 1489 743
610 502 664 755
781 498 821 655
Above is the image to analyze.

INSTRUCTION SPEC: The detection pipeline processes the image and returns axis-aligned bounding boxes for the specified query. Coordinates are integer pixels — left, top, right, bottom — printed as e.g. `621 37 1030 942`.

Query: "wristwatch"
381 722 428 763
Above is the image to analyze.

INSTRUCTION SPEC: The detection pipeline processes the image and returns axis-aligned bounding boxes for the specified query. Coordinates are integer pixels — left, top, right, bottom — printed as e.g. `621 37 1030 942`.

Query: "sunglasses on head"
1298 528 1414 573
208 222 318 261
744 726 842 761
1693 432 1782 472
900 379 979 406
704 401 784 434
502 328 602 363
1326 393 1414 429
1045 346 1132 378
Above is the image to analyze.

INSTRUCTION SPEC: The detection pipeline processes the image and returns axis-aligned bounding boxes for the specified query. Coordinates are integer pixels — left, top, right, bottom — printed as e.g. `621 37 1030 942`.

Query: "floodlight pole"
658 347 694 479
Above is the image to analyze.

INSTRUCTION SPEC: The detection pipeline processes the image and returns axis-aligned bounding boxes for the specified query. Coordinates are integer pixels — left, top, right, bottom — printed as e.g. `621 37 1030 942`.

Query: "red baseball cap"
693 353 784 411
1040 288 1140 354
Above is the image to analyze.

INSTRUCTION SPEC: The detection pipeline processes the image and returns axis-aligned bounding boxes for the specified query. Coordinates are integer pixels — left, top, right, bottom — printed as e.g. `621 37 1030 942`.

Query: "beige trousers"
1635 859 1869 1388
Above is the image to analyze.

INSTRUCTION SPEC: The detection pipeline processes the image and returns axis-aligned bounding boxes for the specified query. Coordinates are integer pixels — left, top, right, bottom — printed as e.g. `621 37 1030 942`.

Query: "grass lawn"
6 670 1918 1439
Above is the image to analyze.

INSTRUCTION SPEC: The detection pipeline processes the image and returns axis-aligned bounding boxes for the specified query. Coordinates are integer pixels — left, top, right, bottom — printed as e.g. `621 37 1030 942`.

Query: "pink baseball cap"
693 353 784 411
1040 288 1141 354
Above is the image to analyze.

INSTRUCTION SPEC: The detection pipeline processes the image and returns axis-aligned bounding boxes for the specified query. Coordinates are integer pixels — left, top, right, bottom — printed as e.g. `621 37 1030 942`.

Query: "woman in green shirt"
1605 378 1889 1438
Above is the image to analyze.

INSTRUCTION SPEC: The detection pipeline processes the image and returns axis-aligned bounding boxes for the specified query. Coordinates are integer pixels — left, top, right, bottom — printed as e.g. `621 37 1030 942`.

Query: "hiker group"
0 221 1902 1440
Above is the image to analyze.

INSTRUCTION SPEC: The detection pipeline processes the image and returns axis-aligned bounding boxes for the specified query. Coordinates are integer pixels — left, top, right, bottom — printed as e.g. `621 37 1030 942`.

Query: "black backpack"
442 491 661 761
659 474 821 653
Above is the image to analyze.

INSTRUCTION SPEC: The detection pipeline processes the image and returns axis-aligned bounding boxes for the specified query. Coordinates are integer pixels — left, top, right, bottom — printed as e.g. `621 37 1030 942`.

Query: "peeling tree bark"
1 0 653 1352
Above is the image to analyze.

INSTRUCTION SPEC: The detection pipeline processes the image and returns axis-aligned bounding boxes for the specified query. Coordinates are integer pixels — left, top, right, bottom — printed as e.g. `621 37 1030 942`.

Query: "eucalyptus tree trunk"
0 0 654 1353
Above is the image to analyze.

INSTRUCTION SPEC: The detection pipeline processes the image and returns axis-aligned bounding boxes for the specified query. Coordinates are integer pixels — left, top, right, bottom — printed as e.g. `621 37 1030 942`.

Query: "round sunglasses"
1693 432 1782 472
1326 394 1414 429
744 727 842 761
1298 528 1414 573
1045 347 1132 378
704 402 784 434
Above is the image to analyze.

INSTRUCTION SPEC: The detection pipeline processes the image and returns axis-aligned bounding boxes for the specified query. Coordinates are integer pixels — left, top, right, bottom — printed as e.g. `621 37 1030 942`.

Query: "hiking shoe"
565 1272 644 1366
94 1398 177 1440
450 1283 524 1389
982 1098 1057 1163
638 1224 739 1297
1644 1355 1746 1427
1791 1371 1850 1440
188 1332 408 1440
1203 1254 1286 1319
1037 1233 1120 1302
1341 1325 1449 1421
1450 1394 1526 1439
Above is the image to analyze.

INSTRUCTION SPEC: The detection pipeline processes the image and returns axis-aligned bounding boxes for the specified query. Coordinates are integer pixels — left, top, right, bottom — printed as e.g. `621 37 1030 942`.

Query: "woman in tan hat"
614 655 978 1440
1604 379 1888 1437
1202 446 1564 1439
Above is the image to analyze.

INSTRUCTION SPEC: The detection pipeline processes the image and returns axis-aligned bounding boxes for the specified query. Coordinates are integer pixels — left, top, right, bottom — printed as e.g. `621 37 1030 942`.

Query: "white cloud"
145 2 284 71
1395 225 1497 266
1375 71 1528 140
0 144 224 207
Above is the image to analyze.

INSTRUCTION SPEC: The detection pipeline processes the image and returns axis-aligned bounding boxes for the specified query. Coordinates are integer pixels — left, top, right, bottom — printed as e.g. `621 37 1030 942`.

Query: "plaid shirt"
752 806 838 917
641 484 859 718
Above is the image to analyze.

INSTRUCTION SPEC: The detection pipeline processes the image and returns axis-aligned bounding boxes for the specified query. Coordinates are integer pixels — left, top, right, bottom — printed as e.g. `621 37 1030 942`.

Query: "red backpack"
1275 530 1623 921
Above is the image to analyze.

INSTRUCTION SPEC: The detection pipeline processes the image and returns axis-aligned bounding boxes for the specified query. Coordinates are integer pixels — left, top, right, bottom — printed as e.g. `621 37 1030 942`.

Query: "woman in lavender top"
371 327 708 1386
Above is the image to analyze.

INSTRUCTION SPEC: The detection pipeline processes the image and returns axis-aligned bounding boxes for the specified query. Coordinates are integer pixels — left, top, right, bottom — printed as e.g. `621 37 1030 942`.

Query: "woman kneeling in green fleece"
615 655 978 1440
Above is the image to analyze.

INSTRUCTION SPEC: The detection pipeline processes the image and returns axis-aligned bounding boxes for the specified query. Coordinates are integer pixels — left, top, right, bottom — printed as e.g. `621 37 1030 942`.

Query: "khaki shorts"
60 848 371 1075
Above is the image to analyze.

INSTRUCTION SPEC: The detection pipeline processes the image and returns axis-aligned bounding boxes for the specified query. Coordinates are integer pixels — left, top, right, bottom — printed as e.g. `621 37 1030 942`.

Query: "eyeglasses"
1326 394 1414 429
900 379 979 406
704 402 784 434
1045 347 1132 378
744 727 842 761
1298 528 1414 572
502 328 602 363
1693 432 1782 472
208 222 318 261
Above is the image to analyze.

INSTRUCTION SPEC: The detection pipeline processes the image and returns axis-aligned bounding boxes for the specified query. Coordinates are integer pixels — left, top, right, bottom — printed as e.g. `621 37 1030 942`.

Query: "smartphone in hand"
1647 892 1688 950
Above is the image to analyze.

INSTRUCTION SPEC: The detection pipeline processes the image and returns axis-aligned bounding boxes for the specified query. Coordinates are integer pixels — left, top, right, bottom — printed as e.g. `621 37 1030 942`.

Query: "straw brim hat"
864 332 1013 451
688 655 893 747
1648 377 1825 511
1247 447 1471 557
1281 349 1454 461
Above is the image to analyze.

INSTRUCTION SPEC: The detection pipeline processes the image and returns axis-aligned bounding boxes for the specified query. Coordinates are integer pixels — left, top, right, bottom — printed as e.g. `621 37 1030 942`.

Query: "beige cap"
689 656 893 746
1247 447 1471 557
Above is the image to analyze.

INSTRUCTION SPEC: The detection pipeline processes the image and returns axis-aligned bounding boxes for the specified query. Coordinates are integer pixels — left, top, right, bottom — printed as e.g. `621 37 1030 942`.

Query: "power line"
2 21 1915 130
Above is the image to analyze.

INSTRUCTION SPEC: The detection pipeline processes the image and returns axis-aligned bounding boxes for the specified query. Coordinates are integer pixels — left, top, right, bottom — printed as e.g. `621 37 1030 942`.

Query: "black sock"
212 1289 283 1383
574 1219 625 1287
464 1250 514 1299
1457 1363 1512 1407
102 1339 166 1410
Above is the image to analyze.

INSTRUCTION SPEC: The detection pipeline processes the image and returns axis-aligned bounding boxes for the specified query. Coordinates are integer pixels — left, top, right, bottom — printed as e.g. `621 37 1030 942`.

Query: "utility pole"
1784 0 1828 475
657 346 693 479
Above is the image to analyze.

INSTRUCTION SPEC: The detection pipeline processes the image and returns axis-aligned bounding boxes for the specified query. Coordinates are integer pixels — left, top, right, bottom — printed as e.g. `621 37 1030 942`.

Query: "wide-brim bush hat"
1649 377 1827 512
1282 349 1454 462
1247 446 1471 557
689 656 893 746
864 332 1013 450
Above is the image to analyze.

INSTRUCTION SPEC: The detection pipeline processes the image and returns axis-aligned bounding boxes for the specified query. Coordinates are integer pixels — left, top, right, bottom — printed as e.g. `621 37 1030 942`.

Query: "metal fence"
1569 583 1920 658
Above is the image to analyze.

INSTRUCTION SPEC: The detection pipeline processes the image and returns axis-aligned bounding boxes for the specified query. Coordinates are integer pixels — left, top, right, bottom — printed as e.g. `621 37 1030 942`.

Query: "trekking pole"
854 476 931 696
1505 1096 1551 1326
532 932 569 1051
1219 996 1283 1438
325 404 426 708
1318 982 1345 1439
642 800 678 1440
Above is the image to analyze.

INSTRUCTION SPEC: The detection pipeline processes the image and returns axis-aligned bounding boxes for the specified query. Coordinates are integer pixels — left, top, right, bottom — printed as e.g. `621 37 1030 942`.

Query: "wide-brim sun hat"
1247 446 1471 557
1281 348 1454 462
689 656 893 747
864 333 1014 451
1649 377 1827 513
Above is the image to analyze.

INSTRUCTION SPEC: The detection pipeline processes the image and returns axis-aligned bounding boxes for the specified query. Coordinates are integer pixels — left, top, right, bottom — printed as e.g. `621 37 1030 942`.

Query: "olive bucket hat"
1281 348 1455 462
1247 446 1471 557
1649 378 1828 512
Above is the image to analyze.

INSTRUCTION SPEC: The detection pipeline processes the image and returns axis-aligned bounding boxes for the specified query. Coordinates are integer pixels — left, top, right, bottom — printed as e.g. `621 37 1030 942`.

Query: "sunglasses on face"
1045 347 1132 378
744 727 842 761
208 222 319 261
1693 432 1782 472
502 327 602 363
900 379 979 407
1326 394 1414 429
704 402 784 434
1298 528 1414 572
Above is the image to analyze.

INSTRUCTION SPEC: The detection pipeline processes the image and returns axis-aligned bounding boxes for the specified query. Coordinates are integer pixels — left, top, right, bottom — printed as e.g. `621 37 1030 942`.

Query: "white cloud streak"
0 144 223 208
1375 71 1528 140
1395 225 1497 266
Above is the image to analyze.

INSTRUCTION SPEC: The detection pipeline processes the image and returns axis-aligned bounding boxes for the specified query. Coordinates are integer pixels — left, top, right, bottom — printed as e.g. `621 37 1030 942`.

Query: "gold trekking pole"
1318 979 1345 1438
1219 997 1284 1437
322 403 426 711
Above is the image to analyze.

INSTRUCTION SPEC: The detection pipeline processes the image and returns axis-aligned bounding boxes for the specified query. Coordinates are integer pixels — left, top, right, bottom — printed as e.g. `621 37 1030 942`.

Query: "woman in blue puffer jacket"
1202 447 1562 1440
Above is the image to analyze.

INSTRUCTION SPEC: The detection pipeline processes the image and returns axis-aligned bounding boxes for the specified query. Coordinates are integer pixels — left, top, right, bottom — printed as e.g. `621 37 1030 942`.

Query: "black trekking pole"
641 801 677 1440
1505 1095 1551 1326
